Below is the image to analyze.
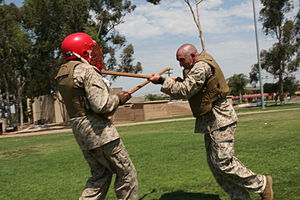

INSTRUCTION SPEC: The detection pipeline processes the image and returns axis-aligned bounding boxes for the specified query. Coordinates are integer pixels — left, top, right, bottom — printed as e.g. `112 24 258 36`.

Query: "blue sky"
5 0 300 96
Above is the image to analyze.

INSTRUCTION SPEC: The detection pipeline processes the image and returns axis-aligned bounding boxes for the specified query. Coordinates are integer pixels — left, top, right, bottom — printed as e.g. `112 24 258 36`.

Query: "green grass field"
0 109 299 200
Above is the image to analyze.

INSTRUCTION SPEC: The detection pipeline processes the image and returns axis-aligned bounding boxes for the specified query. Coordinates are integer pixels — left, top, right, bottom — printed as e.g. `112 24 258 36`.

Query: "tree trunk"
0 92 4 118
239 91 243 103
3 74 12 125
27 98 33 124
278 64 284 104
184 0 206 52
19 98 24 127
16 77 25 127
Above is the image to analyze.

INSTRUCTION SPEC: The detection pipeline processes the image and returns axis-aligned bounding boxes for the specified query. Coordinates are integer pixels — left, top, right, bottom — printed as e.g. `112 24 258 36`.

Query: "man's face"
176 53 193 69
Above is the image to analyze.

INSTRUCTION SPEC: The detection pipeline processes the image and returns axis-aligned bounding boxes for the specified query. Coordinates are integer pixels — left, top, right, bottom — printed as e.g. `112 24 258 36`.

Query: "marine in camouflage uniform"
149 44 272 200
56 33 138 200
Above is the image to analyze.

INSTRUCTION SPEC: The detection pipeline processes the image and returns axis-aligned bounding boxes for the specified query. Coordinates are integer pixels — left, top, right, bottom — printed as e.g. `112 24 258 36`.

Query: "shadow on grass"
159 190 220 200
140 190 220 200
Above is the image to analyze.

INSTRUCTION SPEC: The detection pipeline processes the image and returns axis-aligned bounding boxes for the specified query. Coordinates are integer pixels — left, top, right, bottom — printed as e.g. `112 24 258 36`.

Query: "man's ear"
191 53 196 61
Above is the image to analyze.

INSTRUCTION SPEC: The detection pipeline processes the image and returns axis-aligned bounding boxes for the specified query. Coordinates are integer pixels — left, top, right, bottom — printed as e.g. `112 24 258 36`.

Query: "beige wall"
113 101 192 122
31 93 68 124
144 101 192 120
29 96 233 124
166 101 192 117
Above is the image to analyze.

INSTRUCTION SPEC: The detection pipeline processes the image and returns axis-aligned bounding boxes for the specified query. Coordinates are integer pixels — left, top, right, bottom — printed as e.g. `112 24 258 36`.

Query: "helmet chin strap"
72 51 109 86
72 52 89 65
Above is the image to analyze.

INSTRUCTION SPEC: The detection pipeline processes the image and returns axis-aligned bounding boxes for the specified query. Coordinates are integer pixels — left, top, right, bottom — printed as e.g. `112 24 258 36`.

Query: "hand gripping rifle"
129 67 170 94
103 67 170 119
101 67 171 94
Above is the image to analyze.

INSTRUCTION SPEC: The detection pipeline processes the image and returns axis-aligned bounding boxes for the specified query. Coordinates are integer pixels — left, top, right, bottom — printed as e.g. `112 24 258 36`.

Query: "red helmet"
61 32 104 69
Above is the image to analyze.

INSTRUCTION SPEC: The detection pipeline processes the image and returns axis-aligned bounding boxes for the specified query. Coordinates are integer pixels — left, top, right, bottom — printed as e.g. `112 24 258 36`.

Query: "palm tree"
227 74 249 102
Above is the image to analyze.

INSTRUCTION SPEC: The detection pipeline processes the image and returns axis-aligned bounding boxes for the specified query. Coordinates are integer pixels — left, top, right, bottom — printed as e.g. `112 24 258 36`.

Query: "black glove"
117 91 131 105
149 74 165 84
175 77 184 82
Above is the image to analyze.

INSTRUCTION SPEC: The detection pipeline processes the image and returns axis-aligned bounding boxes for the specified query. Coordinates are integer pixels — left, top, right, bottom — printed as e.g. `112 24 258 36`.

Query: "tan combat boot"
260 176 273 200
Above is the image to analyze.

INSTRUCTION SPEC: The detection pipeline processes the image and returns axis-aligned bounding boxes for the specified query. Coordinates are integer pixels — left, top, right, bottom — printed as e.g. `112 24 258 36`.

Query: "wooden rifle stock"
104 67 170 120
101 70 152 79
129 67 171 94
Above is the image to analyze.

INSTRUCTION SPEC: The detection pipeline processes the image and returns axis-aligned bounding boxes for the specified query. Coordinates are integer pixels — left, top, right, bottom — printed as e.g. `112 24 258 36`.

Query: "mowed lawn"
0 109 299 200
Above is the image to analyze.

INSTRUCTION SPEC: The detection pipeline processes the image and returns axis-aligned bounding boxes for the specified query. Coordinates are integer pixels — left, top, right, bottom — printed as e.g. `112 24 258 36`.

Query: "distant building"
28 91 193 124
112 100 192 122
0 118 7 134
31 93 68 125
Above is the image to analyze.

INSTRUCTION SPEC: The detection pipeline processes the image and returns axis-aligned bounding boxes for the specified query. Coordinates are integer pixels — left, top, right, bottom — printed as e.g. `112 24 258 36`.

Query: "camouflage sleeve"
161 61 212 99
74 64 119 114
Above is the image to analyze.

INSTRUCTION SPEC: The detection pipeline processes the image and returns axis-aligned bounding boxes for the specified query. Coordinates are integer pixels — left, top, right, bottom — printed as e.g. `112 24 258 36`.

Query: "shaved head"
176 44 199 69
176 44 198 57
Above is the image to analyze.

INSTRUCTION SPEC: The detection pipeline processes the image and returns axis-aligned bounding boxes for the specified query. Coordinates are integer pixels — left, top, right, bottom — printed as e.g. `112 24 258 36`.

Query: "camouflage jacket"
161 61 237 133
69 62 120 150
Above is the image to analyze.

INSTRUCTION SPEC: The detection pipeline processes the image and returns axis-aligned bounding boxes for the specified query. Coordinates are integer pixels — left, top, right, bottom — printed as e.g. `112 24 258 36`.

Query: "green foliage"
282 76 299 95
0 0 148 98
249 64 259 87
227 73 249 97
250 0 300 102
0 109 300 199
296 9 300 45
0 0 162 125
20 0 90 97
89 0 140 74
259 0 293 37
114 44 142 80
263 83 278 94
0 2 31 124
146 0 161 4
145 93 170 101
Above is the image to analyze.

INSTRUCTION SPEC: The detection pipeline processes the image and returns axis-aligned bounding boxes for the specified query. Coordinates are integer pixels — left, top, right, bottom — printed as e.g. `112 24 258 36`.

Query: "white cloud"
112 0 299 95
117 0 256 39
223 2 253 18
202 0 224 9
117 2 195 39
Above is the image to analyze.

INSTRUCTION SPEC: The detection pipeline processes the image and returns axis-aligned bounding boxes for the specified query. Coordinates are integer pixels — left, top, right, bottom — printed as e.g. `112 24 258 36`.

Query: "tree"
227 74 249 102
21 0 145 98
0 2 31 126
251 0 300 103
117 44 142 76
263 83 277 94
21 0 90 97
263 77 299 103
184 0 206 52
146 0 161 4
296 7 300 44
145 93 169 101
249 64 259 87
0 0 159 127
282 76 299 95
88 0 141 74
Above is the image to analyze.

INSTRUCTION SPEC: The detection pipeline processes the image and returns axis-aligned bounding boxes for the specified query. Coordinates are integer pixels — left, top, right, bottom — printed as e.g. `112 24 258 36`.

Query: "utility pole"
167 68 173 101
252 0 265 109
166 68 173 77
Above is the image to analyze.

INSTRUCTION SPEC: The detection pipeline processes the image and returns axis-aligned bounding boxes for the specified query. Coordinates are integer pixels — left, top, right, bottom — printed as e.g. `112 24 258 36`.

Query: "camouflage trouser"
204 123 266 200
79 139 138 200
